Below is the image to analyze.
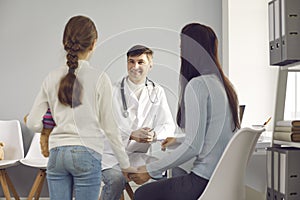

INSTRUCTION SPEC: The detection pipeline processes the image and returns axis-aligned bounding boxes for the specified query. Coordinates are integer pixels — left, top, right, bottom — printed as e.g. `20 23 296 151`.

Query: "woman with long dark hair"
132 23 240 200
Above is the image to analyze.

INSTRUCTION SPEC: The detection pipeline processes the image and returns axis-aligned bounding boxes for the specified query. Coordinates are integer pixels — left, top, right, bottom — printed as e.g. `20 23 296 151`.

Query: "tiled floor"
0 183 139 200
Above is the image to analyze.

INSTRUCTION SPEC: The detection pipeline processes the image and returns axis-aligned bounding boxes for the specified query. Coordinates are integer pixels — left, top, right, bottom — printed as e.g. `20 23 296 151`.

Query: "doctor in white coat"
100 45 176 200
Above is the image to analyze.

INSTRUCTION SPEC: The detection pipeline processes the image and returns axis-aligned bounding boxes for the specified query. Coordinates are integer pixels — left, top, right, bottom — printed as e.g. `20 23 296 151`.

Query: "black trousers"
134 172 208 200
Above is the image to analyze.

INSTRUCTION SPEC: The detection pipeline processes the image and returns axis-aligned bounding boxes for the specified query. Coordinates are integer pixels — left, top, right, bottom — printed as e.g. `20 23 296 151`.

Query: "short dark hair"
127 45 153 59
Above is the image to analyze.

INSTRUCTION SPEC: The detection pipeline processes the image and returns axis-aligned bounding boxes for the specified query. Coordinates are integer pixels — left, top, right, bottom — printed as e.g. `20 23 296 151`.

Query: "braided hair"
58 15 98 108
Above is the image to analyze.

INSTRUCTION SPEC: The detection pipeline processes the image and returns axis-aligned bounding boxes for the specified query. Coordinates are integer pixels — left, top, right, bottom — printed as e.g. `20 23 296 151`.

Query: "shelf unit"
272 63 300 147
267 0 300 199
268 64 300 200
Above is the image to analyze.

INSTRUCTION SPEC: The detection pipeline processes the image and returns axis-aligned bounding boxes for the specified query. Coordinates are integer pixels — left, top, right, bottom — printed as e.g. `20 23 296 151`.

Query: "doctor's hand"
129 165 151 185
130 128 155 143
161 137 177 151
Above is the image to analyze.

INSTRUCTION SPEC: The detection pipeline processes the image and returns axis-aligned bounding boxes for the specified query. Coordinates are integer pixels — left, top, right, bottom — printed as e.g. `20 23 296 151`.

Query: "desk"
246 149 268 193
150 133 271 194
148 131 271 200
245 132 271 194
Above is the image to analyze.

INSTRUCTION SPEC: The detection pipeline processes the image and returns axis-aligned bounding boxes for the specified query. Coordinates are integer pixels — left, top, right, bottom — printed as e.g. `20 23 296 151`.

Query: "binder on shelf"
282 148 300 200
268 147 300 200
279 153 286 198
268 0 300 66
273 150 280 199
266 147 274 200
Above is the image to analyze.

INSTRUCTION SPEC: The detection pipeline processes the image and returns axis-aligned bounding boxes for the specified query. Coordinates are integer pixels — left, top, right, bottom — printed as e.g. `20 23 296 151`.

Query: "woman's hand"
161 137 177 151
129 165 151 185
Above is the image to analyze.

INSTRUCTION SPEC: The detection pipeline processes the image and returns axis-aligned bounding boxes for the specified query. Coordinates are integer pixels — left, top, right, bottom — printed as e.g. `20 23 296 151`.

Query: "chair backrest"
21 133 48 168
0 120 24 160
198 127 265 200
25 133 45 160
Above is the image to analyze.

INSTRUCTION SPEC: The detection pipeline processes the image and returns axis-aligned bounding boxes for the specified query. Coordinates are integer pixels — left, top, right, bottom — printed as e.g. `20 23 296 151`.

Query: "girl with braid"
26 15 132 200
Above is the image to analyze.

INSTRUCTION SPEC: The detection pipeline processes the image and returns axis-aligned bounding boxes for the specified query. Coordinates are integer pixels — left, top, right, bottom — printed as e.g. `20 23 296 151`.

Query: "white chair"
20 133 48 200
198 127 265 200
0 120 24 200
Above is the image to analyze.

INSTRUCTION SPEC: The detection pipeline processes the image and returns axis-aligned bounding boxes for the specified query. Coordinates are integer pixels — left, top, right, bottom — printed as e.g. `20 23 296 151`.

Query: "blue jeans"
47 146 102 200
100 166 126 200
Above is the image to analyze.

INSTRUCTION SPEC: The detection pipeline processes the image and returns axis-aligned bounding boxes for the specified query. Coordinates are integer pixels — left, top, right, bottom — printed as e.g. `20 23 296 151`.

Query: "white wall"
0 0 222 122
226 0 278 130
0 0 222 197
224 2 277 198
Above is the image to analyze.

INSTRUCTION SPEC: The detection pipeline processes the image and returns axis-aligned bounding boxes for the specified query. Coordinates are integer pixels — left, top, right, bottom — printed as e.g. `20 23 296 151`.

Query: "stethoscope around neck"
120 76 158 118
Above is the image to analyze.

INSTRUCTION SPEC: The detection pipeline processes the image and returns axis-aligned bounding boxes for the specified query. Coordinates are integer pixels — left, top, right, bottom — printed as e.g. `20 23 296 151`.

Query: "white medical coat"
102 77 175 169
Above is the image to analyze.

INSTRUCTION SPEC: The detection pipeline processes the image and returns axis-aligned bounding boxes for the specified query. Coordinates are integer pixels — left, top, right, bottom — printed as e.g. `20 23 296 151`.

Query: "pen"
148 128 154 132
145 128 155 142
263 117 272 126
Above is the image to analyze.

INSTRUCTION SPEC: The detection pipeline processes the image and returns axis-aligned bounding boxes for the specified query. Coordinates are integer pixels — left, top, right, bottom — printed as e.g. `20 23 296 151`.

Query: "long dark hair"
58 15 98 108
176 23 240 131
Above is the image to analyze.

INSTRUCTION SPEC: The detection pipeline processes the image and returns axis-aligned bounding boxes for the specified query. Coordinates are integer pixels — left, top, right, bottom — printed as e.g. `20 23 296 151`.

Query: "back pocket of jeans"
71 149 94 172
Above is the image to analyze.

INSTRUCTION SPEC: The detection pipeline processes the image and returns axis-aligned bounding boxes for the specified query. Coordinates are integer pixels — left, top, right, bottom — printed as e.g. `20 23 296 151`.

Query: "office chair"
20 133 48 200
0 120 24 200
198 127 265 200
239 105 246 124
